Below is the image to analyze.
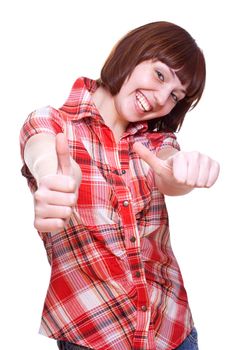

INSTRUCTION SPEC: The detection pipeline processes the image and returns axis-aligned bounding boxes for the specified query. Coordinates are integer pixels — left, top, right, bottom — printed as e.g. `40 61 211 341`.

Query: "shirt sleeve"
20 106 65 159
148 131 180 153
19 106 65 191
156 132 180 152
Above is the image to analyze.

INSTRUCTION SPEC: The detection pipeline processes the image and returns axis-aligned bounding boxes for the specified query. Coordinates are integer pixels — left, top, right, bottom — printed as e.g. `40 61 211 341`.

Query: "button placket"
118 196 150 321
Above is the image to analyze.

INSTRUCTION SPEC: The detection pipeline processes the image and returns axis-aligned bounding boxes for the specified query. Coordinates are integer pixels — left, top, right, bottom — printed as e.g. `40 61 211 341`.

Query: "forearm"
24 133 81 187
24 133 58 183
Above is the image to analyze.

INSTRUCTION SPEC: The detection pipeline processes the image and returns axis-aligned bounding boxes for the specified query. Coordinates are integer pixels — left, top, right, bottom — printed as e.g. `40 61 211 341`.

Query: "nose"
154 87 171 106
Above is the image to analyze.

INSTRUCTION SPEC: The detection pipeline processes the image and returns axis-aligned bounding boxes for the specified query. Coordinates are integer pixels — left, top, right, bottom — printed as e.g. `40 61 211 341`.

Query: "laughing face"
113 60 187 124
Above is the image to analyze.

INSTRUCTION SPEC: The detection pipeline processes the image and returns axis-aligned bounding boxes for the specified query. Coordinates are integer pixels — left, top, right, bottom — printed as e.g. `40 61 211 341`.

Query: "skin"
92 60 187 140
30 133 81 232
25 60 220 232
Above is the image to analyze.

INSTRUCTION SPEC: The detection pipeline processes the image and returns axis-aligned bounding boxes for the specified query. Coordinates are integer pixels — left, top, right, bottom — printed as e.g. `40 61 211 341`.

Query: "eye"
171 92 178 103
156 70 164 82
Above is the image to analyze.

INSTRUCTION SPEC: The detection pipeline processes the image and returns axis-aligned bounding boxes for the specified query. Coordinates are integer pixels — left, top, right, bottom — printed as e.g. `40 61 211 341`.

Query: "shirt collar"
58 77 101 122
58 77 149 135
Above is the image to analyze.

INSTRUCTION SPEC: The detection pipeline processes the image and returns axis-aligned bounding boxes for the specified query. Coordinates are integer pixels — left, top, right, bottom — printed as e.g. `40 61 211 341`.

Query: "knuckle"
34 190 43 202
56 219 65 229
34 218 41 230
34 206 42 217
196 178 204 187
186 180 195 187
70 194 77 205
68 177 76 191
202 156 211 166
213 160 220 171
34 188 49 202
65 207 72 218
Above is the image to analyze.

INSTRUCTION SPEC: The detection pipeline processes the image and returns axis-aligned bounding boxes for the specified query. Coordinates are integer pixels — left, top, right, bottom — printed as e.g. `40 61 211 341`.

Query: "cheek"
114 88 134 111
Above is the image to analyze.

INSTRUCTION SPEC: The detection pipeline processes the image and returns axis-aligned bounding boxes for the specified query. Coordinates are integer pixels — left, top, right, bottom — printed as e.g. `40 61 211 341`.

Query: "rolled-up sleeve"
148 131 180 153
158 132 180 152
20 106 64 159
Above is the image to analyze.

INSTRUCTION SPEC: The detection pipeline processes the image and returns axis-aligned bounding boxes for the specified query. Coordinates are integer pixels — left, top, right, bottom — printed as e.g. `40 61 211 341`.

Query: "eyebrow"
168 67 187 95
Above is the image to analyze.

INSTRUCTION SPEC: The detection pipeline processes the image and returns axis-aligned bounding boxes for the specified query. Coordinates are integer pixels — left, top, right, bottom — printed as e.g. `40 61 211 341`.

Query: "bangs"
155 43 206 106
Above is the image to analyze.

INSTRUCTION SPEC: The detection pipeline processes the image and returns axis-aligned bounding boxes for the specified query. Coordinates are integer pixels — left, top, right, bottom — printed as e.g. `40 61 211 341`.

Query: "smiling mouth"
135 91 152 112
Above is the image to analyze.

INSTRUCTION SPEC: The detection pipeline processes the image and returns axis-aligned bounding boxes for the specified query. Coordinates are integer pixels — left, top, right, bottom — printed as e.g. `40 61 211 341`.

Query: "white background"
0 0 232 349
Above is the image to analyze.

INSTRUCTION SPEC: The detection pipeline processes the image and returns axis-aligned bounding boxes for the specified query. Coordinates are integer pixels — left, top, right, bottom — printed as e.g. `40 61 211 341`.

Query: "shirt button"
135 271 141 277
123 200 129 207
141 305 147 312
130 236 136 243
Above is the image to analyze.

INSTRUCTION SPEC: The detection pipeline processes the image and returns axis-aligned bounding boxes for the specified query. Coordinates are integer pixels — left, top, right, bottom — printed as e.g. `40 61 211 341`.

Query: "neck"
92 86 128 142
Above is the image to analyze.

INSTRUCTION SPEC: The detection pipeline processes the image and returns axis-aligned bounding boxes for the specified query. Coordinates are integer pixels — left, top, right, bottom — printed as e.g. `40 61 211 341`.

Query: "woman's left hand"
133 142 220 189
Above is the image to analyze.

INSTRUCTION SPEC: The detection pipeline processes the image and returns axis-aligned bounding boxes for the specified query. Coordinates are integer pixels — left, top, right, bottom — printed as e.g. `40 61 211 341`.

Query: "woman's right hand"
33 133 82 232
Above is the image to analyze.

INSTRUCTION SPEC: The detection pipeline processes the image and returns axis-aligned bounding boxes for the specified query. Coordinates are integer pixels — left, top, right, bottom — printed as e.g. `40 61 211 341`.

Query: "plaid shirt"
20 77 194 350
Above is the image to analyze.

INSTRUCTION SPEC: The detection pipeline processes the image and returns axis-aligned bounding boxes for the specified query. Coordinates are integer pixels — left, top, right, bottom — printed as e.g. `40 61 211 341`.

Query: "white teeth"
136 91 151 112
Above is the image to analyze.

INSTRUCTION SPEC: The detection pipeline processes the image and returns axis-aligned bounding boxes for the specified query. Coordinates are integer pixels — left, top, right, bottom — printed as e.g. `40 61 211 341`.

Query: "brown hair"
97 21 206 132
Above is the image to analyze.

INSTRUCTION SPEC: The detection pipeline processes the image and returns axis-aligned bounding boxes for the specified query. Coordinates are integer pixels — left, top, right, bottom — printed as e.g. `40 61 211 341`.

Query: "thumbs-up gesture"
133 142 220 195
33 133 82 232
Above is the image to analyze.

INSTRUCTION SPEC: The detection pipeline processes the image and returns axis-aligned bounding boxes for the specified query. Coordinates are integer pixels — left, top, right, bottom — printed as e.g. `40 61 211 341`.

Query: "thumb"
133 142 171 177
56 133 73 176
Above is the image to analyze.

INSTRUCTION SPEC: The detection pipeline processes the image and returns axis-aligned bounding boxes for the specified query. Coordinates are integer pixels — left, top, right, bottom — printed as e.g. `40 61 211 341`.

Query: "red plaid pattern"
20 78 194 350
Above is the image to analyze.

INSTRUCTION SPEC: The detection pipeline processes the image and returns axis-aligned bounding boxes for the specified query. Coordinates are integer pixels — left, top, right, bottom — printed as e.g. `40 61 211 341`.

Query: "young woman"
20 21 220 350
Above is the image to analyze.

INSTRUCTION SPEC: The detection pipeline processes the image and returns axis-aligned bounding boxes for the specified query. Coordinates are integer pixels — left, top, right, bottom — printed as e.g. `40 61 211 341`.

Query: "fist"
133 142 220 189
165 150 220 188
34 133 81 232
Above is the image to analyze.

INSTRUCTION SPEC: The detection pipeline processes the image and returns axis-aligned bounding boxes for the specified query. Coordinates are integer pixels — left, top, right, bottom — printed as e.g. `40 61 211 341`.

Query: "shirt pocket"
77 180 120 226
